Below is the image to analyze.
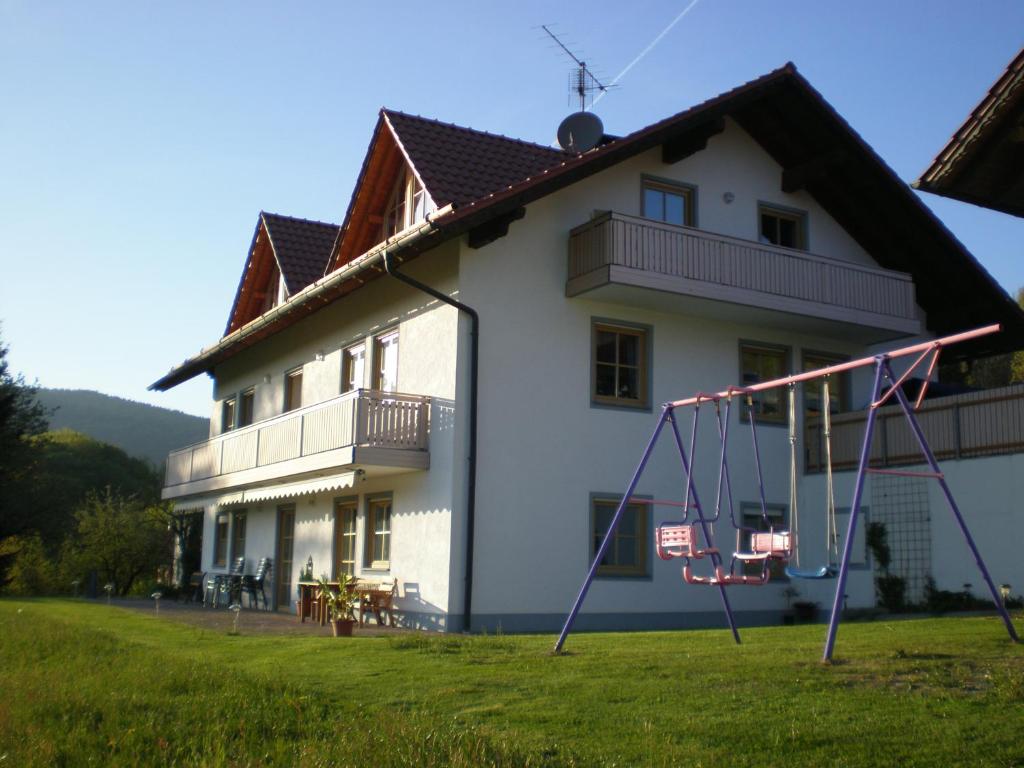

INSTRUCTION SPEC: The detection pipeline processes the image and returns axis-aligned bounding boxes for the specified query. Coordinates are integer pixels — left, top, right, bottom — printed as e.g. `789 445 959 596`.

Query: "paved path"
116 599 414 637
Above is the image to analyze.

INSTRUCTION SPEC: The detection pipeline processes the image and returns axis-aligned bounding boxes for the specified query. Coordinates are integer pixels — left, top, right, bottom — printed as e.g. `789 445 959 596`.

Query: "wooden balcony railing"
164 389 429 487
568 212 918 330
805 383 1024 472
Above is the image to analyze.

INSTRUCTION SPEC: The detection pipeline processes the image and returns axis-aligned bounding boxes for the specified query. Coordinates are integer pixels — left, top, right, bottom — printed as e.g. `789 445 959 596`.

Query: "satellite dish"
557 111 604 153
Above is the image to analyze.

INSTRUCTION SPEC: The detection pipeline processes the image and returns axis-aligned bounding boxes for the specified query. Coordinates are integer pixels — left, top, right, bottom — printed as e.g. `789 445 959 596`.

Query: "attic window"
383 168 433 240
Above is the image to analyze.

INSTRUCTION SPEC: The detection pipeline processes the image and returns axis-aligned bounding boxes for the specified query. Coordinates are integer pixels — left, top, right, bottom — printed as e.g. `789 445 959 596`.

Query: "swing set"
554 324 1020 661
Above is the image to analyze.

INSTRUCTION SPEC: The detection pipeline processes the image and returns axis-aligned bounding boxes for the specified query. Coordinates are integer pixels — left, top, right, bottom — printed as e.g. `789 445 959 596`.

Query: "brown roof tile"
261 212 339 294
382 109 569 208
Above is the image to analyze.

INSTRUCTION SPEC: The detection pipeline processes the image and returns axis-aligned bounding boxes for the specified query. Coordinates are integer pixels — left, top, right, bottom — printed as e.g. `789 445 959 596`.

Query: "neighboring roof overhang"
915 48 1024 217
153 63 1024 391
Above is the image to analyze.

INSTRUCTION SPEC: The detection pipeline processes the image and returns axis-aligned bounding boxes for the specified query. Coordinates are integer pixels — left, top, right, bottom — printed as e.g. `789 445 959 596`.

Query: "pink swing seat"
656 524 718 561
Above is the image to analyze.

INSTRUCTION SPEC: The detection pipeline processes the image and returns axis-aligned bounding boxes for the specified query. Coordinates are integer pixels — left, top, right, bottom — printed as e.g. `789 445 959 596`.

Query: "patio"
116 598 415 637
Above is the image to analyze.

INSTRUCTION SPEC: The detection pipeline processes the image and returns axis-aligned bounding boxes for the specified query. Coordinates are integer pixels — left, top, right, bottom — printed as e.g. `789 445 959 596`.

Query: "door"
334 500 358 578
275 505 296 611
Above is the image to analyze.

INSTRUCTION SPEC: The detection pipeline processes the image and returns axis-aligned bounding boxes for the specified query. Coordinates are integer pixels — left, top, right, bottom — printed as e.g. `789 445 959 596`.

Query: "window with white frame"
382 168 434 240
365 496 392 569
284 367 303 412
334 499 358 577
222 397 236 433
759 204 806 250
238 388 255 427
342 343 366 393
373 330 399 393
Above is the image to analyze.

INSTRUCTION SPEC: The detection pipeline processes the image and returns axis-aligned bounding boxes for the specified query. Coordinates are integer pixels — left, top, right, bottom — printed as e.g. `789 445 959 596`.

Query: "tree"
0 329 49 541
63 488 170 596
22 429 160 550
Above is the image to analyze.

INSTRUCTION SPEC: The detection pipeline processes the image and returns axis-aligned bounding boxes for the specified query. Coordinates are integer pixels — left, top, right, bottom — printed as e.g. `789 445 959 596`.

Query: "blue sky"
1 1 1021 417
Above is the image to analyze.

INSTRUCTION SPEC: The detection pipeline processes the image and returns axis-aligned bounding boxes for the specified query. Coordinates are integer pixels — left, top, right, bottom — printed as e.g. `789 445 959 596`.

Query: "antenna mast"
541 25 611 111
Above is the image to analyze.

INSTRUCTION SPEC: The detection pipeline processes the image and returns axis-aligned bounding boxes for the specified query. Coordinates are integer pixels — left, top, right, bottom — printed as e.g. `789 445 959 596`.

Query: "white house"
152 64 1024 632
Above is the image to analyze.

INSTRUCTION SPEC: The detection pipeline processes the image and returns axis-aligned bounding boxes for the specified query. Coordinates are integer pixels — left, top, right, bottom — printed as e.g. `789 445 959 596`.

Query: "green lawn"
0 600 1021 767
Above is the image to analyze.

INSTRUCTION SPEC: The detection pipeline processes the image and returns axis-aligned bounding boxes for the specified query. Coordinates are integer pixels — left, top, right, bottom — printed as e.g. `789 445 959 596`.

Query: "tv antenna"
540 25 613 112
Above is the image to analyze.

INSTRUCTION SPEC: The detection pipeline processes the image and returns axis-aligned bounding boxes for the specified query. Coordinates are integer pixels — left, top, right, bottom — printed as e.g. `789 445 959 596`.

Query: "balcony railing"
165 389 429 488
806 383 1024 472
568 212 919 332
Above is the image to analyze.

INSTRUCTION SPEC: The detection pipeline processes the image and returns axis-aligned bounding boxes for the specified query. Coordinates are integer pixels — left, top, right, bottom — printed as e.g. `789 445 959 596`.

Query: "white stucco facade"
174 116 1019 633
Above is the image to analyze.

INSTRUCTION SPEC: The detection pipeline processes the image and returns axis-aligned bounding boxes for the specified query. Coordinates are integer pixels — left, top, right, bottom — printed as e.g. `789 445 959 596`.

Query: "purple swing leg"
554 407 670 653
882 361 1019 644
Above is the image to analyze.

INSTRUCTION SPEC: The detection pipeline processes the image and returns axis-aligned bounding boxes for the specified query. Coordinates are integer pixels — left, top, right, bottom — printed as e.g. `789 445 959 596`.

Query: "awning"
242 472 357 503
170 491 244 513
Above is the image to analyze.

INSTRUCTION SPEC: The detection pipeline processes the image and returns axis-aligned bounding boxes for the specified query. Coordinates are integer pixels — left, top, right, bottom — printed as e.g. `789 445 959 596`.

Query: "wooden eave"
915 48 1024 217
224 216 284 336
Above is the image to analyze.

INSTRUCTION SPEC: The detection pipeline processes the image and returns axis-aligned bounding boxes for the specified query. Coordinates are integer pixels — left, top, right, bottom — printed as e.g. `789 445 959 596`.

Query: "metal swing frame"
554 324 1020 661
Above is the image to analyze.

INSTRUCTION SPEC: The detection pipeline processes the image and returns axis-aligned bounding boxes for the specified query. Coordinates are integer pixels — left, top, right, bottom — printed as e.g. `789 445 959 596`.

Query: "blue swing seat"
784 564 838 580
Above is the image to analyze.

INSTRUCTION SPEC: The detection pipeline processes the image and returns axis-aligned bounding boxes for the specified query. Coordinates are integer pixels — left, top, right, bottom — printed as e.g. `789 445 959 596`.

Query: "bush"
0 534 58 595
875 574 906 612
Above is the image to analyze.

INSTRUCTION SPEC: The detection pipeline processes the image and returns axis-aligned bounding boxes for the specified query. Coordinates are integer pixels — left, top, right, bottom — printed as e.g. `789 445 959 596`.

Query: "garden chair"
358 578 398 627
242 558 271 610
227 556 246 603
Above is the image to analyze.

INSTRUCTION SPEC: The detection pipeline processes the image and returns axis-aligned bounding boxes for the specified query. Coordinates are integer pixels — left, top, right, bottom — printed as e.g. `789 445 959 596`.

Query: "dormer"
224 212 339 335
382 165 435 242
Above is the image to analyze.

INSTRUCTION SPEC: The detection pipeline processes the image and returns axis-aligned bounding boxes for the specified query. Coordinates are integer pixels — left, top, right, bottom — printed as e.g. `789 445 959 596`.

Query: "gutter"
383 249 479 633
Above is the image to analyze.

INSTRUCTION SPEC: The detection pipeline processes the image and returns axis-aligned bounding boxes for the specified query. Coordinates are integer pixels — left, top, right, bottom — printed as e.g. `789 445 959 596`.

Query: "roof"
915 48 1024 217
262 212 339 294
223 212 339 335
152 63 1024 391
382 110 567 209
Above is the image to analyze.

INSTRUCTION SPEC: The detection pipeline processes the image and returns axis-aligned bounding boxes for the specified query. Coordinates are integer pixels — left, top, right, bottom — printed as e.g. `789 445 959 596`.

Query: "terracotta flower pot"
331 618 355 637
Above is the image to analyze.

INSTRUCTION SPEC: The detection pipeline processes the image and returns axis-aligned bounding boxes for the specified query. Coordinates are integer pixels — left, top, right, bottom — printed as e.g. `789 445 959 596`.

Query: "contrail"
590 0 703 109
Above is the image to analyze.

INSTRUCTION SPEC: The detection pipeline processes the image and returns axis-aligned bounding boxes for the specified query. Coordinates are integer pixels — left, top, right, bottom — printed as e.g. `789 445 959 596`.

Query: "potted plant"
317 574 359 637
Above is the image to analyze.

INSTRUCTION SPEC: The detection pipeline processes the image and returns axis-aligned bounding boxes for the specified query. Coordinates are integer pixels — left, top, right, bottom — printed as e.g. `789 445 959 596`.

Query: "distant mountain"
36 389 208 466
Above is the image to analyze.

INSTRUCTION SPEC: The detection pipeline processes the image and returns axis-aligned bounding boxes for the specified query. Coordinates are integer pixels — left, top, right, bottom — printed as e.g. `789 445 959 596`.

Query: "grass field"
0 600 1021 767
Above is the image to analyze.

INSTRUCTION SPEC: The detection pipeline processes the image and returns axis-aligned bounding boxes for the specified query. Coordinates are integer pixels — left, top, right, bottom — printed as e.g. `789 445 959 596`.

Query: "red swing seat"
656 524 718 561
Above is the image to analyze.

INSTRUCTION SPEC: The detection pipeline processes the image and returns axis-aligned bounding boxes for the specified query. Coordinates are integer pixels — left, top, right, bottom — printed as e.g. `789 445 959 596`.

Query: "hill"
36 389 207 466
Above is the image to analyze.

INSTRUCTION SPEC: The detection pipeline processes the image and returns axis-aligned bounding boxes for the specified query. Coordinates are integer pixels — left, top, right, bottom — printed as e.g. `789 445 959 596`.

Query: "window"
759 204 806 250
230 510 247 561
373 330 399 393
284 368 303 412
741 503 788 579
642 179 694 226
213 512 229 567
383 168 433 240
342 343 366 393
739 342 789 424
365 496 392 569
222 397 236 433
802 352 848 472
334 500 358 577
238 388 255 427
592 321 649 408
802 352 848 419
591 497 647 577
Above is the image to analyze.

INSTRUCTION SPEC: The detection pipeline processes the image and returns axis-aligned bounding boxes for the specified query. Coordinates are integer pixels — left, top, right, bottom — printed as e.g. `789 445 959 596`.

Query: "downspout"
383 249 479 632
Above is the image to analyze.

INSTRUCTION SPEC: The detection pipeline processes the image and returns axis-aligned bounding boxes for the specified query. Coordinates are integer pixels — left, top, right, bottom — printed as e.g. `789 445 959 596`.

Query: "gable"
225 213 339 335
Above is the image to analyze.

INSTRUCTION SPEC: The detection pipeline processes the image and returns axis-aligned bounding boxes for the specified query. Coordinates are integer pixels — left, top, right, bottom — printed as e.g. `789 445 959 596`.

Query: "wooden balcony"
567 212 921 341
806 383 1024 472
163 389 430 500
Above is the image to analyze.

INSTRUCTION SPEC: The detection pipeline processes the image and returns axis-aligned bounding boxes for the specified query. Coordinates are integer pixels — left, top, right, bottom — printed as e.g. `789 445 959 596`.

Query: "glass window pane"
779 218 797 247
595 330 616 363
664 192 685 225
618 333 639 366
643 188 663 220
618 367 639 400
595 364 616 396
760 214 775 243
